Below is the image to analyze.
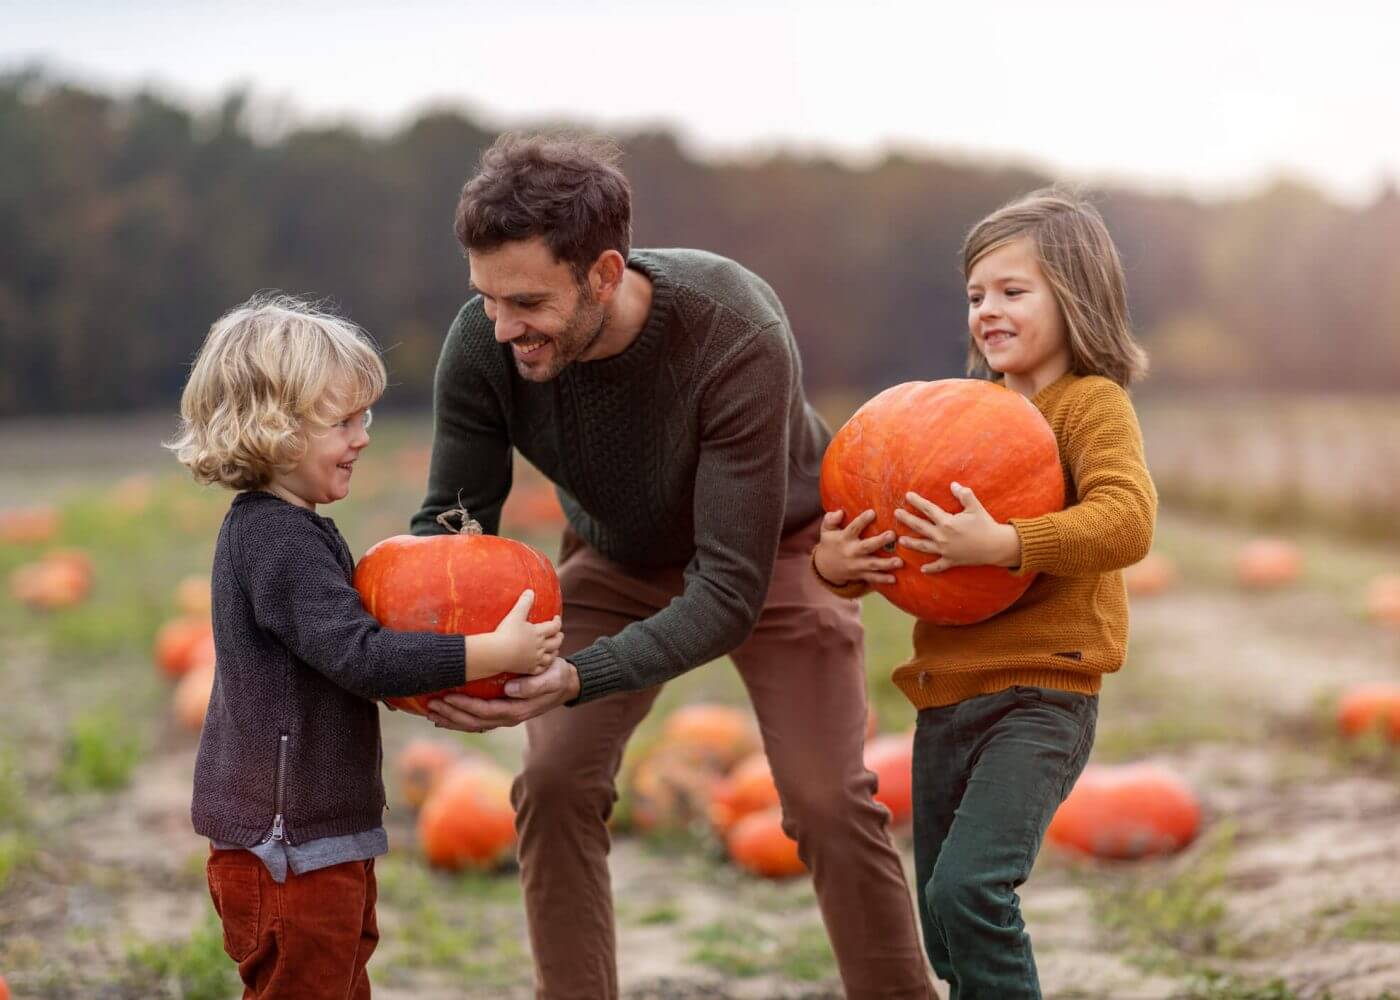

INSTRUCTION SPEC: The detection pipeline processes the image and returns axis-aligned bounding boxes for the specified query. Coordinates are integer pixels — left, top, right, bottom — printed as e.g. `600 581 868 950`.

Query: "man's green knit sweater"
411 249 831 703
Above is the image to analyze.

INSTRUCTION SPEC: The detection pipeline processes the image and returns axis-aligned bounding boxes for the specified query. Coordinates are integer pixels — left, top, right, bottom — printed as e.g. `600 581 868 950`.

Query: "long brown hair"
963 188 1148 387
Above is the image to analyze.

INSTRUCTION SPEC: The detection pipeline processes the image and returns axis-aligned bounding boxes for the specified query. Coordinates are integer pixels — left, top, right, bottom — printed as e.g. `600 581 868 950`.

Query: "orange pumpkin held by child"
353 509 563 715
1047 763 1201 860
820 379 1065 625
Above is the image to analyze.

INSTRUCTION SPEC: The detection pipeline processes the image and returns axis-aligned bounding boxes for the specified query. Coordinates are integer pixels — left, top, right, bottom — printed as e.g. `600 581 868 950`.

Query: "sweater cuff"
1009 516 1061 576
420 634 472 693
566 643 627 705
810 551 870 600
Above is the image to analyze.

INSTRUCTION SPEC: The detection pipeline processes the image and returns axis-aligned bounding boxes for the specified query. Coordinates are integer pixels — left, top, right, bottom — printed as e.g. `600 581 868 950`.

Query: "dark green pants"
912 685 1097 1000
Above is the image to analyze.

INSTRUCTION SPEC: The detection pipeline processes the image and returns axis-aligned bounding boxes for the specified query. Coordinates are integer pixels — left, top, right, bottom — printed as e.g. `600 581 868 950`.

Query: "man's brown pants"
512 518 935 999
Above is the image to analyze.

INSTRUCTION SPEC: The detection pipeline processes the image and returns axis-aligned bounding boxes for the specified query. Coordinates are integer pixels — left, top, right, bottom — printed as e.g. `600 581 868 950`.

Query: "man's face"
469 237 607 382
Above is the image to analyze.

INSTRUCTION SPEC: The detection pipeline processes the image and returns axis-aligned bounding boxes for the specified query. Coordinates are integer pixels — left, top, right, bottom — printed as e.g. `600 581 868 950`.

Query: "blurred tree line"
2 69 1397 417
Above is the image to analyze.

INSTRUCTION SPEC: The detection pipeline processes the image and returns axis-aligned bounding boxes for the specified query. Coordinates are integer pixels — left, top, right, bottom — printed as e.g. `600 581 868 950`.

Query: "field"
1 407 1399 1000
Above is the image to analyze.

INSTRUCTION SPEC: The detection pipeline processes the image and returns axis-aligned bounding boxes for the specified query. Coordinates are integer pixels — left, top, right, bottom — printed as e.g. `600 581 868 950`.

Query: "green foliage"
59 710 143 792
1090 823 1244 974
125 916 237 1000
1335 902 1400 942
686 917 836 982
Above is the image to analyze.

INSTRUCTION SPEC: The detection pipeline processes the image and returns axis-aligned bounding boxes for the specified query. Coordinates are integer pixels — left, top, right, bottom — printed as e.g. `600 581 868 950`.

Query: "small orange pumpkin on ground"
1124 553 1178 597
865 733 914 825
395 740 464 810
9 549 94 609
173 660 216 732
0 969 10 1000
1364 574 1400 629
660 703 759 768
418 759 518 871
708 752 780 833
727 806 805 878
0 505 60 545
1234 538 1302 589
1336 683 1400 742
153 616 214 679
1047 763 1201 860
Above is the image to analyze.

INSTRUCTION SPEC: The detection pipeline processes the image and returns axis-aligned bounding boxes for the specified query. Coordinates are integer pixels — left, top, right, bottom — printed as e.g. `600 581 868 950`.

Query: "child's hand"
465 590 564 681
813 509 903 586
895 482 1022 572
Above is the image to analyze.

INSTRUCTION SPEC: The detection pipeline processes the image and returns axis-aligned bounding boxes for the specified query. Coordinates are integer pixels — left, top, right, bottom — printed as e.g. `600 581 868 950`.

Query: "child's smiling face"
269 408 372 511
966 236 1072 396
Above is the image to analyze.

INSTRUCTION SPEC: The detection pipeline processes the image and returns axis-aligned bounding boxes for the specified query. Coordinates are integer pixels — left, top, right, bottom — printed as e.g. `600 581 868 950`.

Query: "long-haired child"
813 190 1156 998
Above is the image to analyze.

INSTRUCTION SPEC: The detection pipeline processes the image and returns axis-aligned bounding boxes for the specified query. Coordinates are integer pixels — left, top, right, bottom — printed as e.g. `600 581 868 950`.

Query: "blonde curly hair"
166 294 385 490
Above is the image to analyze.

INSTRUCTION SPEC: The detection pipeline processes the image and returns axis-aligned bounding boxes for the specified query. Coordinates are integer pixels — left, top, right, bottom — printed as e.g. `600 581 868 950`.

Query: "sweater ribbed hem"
416 634 472 697
809 551 870 599
891 662 1103 710
1009 516 1062 577
194 809 385 848
567 644 627 704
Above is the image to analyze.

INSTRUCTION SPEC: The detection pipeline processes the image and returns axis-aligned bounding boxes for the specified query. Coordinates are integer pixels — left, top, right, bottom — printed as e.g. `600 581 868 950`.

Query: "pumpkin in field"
1234 538 1302 589
173 660 216 732
1364 574 1400 629
418 759 517 870
353 509 562 714
9 549 93 609
1047 763 1201 860
626 743 726 833
1124 553 1178 597
708 752 780 832
727 807 805 878
1335 683 1400 742
173 574 212 616
820 379 1065 625
660 703 759 768
0 970 9 1000
153 616 214 679
0 505 60 545
395 740 464 809
865 733 914 824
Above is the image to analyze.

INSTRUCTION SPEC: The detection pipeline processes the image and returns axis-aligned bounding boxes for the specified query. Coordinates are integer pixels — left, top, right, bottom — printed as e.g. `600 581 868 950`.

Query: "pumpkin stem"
436 499 483 536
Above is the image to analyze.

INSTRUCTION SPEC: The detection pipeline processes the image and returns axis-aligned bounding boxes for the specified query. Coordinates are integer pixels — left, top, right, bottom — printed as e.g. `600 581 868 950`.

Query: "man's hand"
425 656 582 733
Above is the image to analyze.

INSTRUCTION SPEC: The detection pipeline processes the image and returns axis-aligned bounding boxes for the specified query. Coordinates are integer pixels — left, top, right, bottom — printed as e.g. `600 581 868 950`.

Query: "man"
413 133 933 1000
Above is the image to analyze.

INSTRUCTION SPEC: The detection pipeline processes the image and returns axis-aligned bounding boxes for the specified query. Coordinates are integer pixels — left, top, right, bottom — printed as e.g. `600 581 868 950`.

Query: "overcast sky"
5 0 1398 203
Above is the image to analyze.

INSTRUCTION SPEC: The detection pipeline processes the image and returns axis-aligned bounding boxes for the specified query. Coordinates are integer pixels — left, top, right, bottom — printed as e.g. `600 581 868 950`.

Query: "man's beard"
513 290 607 382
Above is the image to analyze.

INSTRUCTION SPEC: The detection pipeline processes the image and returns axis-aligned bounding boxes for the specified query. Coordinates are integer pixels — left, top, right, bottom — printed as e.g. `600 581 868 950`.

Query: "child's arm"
811 508 902 597
235 518 561 700
896 381 1155 577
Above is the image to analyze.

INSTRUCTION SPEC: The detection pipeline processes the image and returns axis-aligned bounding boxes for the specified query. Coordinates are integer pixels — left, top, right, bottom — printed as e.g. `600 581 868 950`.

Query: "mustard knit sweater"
821 373 1157 709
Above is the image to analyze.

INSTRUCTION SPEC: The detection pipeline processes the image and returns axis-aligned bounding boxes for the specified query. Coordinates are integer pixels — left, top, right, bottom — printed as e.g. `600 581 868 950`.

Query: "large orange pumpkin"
417 759 517 870
1234 538 1302 589
395 740 464 809
865 733 914 824
1336 683 1400 742
1047 763 1201 860
660 703 759 768
353 511 562 714
727 807 805 878
820 379 1064 624
708 752 781 832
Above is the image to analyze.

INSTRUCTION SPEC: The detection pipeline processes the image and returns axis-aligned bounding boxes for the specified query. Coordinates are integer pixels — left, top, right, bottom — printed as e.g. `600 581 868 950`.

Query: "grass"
686 917 836 982
59 709 143 792
1089 823 1246 976
385 898 527 983
1335 901 1400 942
125 915 238 1000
